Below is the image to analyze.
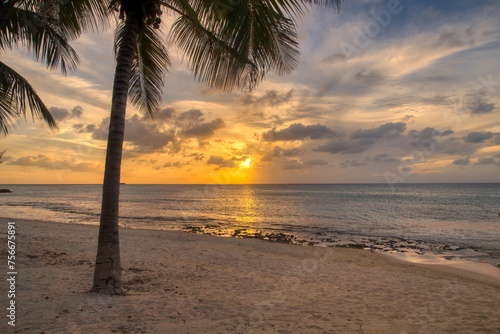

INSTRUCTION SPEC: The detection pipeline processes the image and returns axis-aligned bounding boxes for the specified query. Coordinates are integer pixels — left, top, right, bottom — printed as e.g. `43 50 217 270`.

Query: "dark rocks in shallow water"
336 243 366 249
266 233 295 244
183 226 203 233
231 229 295 244
0 189 12 193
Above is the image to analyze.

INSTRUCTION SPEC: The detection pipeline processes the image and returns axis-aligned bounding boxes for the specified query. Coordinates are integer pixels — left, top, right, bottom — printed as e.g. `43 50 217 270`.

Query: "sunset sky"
1 0 499 184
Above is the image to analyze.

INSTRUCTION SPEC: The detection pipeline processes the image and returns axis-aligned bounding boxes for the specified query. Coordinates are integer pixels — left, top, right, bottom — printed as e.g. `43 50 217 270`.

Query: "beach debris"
0 189 12 193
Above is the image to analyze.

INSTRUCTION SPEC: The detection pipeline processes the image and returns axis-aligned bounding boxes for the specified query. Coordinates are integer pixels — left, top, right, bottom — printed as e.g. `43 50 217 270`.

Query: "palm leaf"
114 21 171 116
0 60 56 135
5 0 110 37
168 0 331 92
168 0 262 91
0 0 110 74
1 4 79 73
48 0 111 36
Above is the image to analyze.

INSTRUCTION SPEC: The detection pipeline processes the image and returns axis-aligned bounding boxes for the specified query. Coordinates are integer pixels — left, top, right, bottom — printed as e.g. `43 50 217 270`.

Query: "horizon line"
1 182 499 186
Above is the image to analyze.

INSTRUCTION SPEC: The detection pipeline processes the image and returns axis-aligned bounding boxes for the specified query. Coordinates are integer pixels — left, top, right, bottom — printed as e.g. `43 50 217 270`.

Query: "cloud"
71 106 83 118
175 109 204 125
307 159 329 166
475 158 496 165
156 107 176 121
169 109 226 139
434 28 477 49
465 131 494 143
49 107 70 122
241 89 294 107
321 53 346 64
354 69 384 83
281 159 306 170
261 147 281 162
0 154 12 163
463 92 496 115
261 145 305 162
74 123 96 133
181 118 225 138
48 106 83 122
372 95 454 109
78 108 227 155
406 127 455 154
207 155 237 168
316 122 407 155
339 159 367 168
7 154 98 171
408 127 454 141
282 147 305 157
373 153 398 163
281 158 330 170
88 115 176 154
184 152 204 161
163 161 188 168
352 122 406 140
262 123 339 142
316 139 374 154
452 157 470 166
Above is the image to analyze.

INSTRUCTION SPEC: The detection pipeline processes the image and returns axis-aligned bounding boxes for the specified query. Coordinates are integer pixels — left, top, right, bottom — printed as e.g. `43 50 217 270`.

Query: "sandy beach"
1 218 499 334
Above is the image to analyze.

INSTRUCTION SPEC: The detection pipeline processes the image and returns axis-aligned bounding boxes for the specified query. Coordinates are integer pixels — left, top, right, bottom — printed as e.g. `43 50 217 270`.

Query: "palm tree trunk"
91 14 140 295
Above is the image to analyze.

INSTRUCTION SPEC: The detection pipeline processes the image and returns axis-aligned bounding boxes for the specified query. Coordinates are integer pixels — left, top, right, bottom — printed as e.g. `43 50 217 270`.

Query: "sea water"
1 183 499 266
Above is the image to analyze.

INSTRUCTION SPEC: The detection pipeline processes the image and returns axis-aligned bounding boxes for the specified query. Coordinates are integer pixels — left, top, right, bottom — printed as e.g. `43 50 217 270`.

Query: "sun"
240 158 252 168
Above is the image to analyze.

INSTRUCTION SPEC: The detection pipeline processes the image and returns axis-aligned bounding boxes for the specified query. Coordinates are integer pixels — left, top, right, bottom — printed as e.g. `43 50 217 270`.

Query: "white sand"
1 218 499 333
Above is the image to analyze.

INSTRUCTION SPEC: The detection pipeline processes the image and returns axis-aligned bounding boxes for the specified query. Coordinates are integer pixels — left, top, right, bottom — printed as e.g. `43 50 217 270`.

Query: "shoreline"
2 216 499 286
1 218 500 332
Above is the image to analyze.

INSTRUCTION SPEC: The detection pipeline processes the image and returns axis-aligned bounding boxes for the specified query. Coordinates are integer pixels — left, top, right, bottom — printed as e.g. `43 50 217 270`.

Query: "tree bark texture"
92 13 140 295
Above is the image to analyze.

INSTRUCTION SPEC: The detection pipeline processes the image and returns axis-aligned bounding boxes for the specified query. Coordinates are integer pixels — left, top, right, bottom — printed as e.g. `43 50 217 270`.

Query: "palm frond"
260 0 342 19
304 0 342 9
50 0 111 35
115 21 171 116
0 89 16 135
169 2 254 91
169 0 302 92
0 60 56 135
0 0 110 74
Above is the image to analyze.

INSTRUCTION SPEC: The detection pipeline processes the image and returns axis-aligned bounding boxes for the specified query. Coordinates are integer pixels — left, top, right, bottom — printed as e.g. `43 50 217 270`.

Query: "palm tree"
92 0 341 295
0 0 108 135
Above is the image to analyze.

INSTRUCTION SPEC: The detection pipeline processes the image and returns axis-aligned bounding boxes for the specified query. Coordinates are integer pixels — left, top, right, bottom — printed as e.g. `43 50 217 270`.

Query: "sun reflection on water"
235 185 258 227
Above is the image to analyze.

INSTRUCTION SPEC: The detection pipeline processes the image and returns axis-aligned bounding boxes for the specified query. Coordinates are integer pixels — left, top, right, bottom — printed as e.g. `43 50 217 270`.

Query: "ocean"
1 183 499 266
